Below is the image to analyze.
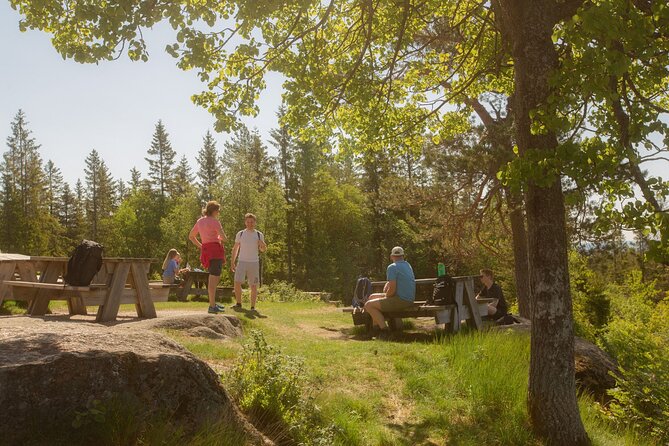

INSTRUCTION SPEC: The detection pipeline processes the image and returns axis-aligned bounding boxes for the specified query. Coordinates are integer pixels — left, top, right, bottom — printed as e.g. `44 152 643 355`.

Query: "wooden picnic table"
343 275 489 333
179 270 233 301
0 255 167 322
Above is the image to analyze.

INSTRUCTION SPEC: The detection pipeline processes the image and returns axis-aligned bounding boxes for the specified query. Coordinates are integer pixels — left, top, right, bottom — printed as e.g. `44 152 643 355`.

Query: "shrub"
258 280 320 303
601 275 669 443
227 330 336 445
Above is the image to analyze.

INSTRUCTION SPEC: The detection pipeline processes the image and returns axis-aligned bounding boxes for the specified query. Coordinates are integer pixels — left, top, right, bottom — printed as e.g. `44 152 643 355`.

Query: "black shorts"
208 258 223 276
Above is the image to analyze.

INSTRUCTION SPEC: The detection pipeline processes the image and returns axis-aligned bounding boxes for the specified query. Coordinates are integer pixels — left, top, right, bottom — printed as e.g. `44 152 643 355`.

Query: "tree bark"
506 189 531 318
493 0 590 444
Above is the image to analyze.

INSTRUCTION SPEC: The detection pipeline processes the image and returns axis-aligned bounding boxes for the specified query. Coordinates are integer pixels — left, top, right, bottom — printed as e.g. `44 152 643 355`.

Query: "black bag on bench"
64 240 104 286
428 275 456 306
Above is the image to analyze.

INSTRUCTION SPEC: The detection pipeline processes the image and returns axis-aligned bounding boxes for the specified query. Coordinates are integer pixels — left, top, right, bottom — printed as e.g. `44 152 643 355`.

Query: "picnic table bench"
0 256 169 322
343 276 492 333
178 270 234 301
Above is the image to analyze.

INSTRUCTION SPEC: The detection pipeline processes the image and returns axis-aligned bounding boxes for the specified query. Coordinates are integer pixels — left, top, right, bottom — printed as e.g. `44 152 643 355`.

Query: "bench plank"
4 281 107 291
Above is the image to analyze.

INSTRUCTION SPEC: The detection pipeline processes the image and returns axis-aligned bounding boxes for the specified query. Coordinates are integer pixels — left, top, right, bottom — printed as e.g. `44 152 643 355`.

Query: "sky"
0 2 283 185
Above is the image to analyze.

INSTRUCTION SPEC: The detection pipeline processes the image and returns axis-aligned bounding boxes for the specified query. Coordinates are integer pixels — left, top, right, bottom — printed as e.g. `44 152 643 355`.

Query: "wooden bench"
343 299 492 332
4 281 171 313
343 275 490 333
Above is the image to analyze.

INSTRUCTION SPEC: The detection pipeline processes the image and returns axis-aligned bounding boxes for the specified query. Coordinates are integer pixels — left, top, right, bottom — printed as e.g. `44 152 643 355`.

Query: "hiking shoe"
215 304 225 311
208 306 222 314
232 303 242 309
250 306 256 311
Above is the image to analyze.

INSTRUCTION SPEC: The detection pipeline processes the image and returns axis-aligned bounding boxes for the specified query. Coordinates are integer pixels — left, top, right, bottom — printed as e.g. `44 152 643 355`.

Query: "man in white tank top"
231 213 267 311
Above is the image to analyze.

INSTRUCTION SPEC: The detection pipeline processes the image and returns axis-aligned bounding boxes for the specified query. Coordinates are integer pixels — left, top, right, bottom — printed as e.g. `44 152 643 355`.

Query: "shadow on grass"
231 306 268 320
336 324 465 344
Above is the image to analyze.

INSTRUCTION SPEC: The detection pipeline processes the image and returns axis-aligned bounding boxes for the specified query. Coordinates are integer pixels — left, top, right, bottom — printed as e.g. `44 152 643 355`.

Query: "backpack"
428 275 456 306
64 240 104 286
352 276 372 308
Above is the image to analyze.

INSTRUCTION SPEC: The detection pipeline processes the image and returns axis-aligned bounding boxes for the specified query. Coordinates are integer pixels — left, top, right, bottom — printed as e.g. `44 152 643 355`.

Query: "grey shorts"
208 258 223 276
234 261 259 285
378 295 414 312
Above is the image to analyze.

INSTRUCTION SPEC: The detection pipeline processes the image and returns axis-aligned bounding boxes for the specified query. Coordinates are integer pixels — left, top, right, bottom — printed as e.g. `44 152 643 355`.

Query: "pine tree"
130 167 142 190
84 150 114 241
174 155 194 196
270 108 296 281
145 120 177 200
1 110 52 254
44 160 63 218
196 130 220 198
222 125 275 191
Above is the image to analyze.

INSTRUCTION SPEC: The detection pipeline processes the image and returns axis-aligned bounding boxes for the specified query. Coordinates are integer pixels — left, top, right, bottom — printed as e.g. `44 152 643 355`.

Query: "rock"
574 336 617 401
187 326 228 339
130 313 243 339
491 319 617 401
0 321 270 445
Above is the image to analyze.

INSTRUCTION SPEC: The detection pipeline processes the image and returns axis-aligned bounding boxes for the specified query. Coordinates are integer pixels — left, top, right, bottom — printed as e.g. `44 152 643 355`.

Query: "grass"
1 296 653 445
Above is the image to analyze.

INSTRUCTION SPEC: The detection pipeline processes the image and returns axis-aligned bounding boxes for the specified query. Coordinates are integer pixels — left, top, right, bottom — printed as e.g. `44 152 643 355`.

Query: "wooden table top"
0 253 31 262
29 256 156 262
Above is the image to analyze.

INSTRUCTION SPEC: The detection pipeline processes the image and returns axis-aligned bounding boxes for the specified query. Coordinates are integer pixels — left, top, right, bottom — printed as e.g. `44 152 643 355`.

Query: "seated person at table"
162 249 187 285
477 268 508 319
364 246 416 334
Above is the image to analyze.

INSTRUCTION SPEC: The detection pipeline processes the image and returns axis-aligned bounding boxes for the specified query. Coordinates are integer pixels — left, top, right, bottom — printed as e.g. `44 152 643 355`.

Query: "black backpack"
64 240 104 286
352 276 372 308
428 275 456 306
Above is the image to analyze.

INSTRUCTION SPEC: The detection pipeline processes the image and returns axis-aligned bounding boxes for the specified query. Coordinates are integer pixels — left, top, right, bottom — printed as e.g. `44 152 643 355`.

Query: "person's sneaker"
208 306 222 314
232 303 242 309
215 304 225 311
250 306 256 312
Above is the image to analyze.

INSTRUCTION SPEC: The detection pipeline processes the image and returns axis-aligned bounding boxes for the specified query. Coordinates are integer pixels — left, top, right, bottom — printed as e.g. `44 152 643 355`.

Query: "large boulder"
0 319 270 445
129 313 243 339
492 320 617 401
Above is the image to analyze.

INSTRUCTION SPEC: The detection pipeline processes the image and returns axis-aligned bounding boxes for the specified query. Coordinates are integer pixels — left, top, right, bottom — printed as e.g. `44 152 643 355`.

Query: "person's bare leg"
364 298 387 329
208 274 220 307
234 282 243 305
250 284 258 308
488 303 497 316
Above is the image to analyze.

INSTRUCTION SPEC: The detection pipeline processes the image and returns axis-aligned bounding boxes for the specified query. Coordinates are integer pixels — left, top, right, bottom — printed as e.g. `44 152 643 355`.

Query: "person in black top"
477 268 508 319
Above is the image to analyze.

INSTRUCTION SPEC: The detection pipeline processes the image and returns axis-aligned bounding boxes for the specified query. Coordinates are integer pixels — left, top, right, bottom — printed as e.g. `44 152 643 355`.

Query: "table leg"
30 262 62 316
96 262 130 322
453 281 464 332
130 262 156 318
0 262 17 307
180 276 193 301
16 262 37 313
464 278 483 330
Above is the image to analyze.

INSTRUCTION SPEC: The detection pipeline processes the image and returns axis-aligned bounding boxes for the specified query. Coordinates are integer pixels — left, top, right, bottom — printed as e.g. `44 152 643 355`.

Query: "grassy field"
1 298 650 445
159 300 646 446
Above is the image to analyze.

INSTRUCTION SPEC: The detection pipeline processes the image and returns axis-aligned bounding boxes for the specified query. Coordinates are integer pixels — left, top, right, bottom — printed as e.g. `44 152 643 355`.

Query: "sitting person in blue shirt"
364 246 416 335
162 249 187 285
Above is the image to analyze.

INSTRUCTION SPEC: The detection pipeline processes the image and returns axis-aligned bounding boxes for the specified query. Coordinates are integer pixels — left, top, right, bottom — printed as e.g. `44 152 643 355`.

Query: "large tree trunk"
506 189 531 318
493 0 590 444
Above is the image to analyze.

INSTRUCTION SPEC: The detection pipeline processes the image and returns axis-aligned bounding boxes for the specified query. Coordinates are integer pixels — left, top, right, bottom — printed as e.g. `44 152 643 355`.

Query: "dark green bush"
258 280 320 303
227 329 336 445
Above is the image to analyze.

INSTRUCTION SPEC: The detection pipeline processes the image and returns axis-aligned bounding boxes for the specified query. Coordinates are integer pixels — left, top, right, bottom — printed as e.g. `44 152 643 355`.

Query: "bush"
601 274 669 443
227 330 336 445
258 280 320 303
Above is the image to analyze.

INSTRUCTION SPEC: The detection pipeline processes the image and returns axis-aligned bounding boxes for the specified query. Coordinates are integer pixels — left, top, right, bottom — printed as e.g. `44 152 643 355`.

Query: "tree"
129 167 142 191
196 130 221 199
270 107 296 282
174 155 195 196
84 149 114 242
44 160 63 218
145 120 177 201
0 110 57 254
